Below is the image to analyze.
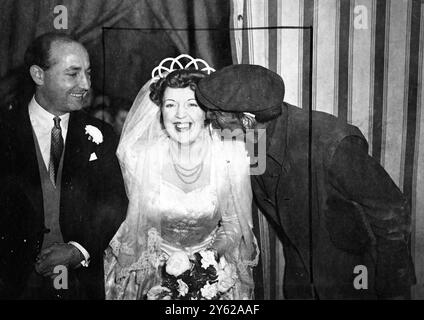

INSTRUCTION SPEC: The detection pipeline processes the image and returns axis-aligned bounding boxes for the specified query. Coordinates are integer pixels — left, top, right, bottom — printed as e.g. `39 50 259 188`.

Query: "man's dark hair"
24 32 77 70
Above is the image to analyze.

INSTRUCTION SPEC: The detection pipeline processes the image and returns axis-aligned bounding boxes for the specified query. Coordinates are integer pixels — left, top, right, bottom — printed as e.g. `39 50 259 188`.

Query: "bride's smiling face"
161 87 206 145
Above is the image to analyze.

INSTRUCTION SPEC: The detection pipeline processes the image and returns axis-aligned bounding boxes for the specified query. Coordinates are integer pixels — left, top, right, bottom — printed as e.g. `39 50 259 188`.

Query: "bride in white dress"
104 55 258 300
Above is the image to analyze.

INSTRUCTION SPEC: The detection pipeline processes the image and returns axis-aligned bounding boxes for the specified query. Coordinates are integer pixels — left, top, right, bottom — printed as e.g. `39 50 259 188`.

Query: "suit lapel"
61 111 90 187
13 104 44 228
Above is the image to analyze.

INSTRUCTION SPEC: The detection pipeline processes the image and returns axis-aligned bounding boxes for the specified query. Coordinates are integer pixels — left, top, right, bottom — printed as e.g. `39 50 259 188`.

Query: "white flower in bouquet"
146 285 172 300
217 257 237 293
199 249 218 270
200 281 218 300
166 251 191 277
177 279 189 297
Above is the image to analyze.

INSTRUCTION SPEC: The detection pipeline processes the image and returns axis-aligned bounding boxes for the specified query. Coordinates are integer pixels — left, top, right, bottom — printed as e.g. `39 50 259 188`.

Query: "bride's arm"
210 201 243 257
209 140 254 259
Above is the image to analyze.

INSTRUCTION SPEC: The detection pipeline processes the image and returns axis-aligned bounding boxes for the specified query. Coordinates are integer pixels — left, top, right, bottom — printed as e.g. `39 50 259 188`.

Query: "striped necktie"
49 116 64 186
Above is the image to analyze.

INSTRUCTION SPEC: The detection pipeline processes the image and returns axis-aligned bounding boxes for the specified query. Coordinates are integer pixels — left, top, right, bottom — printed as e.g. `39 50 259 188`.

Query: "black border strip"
102 26 312 31
403 0 422 208
267 0 279 299
338 0 351 122
371 0 387 162
302 1 314 110
101 23 315 299
268 0 279 74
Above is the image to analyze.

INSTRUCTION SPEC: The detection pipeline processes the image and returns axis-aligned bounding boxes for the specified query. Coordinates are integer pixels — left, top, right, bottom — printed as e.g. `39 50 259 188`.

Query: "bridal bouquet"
146 249 237 300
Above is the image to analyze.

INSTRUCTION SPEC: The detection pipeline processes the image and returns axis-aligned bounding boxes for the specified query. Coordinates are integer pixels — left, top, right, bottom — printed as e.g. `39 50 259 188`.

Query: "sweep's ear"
29 65 44 86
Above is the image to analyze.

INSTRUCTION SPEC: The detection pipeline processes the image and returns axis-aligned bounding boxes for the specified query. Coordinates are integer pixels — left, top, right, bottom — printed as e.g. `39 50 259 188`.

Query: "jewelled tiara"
151 55 254 118
151 54 215 80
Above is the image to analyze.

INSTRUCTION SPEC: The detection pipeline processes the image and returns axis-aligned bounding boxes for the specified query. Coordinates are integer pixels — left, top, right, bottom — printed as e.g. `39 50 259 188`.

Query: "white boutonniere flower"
85 125 103 145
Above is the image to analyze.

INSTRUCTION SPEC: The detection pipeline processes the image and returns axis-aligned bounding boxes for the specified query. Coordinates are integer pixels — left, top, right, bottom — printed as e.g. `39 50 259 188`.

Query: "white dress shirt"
28 96 90 266
28 96 69 170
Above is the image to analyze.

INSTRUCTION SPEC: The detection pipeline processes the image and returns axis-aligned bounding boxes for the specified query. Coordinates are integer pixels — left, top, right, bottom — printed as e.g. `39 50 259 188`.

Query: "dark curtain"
0 0 232 108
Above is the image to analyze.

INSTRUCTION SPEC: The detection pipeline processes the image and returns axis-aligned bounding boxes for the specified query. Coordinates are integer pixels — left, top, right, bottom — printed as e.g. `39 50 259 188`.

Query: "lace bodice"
148 180 220 250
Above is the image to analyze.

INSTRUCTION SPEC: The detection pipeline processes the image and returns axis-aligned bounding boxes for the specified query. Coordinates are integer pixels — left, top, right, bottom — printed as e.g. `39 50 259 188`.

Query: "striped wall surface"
231 0 424 299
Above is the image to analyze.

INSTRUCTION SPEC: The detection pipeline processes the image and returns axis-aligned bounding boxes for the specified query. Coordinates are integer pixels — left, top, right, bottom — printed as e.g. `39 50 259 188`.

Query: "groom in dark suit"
0 33 128 299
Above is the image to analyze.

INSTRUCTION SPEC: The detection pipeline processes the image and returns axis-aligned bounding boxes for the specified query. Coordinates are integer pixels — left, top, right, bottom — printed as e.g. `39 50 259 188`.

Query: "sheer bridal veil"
105 55 259 300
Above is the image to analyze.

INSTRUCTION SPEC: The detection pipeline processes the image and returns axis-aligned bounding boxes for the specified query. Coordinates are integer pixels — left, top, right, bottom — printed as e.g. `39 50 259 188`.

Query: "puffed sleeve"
211 138 258 267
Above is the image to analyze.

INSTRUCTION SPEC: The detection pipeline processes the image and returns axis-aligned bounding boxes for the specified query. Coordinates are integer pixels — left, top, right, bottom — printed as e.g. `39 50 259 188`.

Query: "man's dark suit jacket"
252 103 415 299
0 101 128 299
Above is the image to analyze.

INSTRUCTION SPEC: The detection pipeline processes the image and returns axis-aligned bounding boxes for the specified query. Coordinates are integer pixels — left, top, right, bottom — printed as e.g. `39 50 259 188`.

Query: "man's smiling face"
36 41 91 116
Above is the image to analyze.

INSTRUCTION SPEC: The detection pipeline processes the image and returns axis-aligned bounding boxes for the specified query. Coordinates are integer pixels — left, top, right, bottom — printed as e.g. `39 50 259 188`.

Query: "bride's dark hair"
149 69 207 107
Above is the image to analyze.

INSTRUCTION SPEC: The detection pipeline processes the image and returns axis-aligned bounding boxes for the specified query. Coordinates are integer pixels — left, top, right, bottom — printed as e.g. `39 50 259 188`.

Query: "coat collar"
11 102 44 228
265 103 288 168
28 96 70 138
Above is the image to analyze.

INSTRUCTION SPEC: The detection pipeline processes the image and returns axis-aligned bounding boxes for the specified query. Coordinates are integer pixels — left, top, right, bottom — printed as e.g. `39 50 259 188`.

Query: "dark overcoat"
252 103 415 299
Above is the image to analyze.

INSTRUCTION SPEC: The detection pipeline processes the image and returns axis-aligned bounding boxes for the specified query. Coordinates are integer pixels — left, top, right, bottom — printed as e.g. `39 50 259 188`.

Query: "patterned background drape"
0 0 232 105
231 0 424 299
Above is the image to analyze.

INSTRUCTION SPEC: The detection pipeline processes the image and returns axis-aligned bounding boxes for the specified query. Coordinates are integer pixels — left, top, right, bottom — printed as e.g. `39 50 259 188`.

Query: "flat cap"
195 64 285 115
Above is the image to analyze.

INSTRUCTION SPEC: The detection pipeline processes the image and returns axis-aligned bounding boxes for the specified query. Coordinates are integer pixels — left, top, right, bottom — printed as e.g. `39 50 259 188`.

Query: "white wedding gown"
104 136 258 300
